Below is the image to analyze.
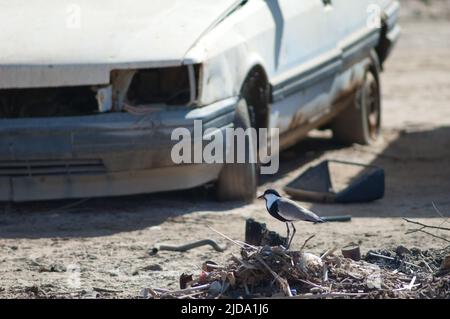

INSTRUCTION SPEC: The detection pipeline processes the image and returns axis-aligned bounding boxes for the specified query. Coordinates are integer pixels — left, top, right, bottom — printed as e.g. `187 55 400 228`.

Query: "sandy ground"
1 10 450 297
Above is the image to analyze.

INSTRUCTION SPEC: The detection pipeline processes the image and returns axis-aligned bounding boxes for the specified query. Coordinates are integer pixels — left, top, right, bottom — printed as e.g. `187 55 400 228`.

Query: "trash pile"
144 242 450 299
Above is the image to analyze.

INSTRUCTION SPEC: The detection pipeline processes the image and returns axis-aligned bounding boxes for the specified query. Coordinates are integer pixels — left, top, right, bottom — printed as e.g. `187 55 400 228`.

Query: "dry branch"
403 218 450 244
406 229 450 244
403 218 450 232
300 235 316 251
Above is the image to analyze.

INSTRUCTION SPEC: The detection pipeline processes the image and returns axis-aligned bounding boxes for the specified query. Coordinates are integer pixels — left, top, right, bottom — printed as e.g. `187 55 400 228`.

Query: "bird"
258 189 325 249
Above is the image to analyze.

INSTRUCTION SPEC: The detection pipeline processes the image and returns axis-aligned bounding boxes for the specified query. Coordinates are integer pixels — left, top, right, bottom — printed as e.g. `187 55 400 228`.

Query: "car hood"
0 0 240 66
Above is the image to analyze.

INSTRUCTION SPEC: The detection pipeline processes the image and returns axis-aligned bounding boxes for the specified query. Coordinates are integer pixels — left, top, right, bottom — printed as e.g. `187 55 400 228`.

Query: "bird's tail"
314 217 326 224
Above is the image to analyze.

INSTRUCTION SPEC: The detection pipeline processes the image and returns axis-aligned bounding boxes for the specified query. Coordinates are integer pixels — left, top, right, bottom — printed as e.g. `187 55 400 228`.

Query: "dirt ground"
1 3 450 298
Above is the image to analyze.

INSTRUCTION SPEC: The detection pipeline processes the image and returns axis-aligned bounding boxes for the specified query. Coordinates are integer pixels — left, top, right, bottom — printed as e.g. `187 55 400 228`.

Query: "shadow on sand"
1 126 449 238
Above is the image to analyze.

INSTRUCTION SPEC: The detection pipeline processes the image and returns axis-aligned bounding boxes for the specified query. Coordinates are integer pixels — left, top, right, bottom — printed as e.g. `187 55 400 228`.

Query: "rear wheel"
331 68 381 145
215 98 257 203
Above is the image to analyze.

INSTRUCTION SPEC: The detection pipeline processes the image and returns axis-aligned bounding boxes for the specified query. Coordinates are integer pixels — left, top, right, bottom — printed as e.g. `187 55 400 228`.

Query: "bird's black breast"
268 201 290 222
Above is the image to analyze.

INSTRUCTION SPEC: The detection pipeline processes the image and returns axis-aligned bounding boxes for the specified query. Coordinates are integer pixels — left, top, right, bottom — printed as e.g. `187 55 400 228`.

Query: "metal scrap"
150 239 227 255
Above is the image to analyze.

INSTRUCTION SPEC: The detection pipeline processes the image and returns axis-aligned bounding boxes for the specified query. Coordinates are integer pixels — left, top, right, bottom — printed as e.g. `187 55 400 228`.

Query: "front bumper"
0 97 236 202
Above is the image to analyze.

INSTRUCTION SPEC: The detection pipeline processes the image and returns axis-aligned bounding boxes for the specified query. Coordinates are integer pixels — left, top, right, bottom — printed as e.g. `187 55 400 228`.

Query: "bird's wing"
277 198 324 223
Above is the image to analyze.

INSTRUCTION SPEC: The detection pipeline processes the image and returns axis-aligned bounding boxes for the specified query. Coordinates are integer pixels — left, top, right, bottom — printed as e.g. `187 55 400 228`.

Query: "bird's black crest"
263 189 281 197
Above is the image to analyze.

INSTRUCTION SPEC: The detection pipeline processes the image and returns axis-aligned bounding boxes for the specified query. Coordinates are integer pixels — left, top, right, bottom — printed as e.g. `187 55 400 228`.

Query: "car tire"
331 67 381 145
215 98 257 203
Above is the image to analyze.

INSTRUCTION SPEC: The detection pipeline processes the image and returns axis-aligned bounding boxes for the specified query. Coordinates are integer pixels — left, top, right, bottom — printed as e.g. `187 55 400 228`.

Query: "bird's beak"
257 194 264 199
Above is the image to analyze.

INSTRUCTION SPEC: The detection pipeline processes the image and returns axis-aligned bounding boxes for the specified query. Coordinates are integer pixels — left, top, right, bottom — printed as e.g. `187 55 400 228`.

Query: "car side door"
268 0 341 134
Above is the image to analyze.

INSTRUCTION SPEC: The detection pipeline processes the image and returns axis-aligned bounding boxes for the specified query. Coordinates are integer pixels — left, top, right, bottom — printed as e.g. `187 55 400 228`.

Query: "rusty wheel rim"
365 74 380 141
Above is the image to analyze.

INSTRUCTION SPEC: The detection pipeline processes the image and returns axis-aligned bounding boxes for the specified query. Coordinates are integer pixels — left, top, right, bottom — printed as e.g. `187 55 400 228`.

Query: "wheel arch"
368 49 382 83
239 63 271 131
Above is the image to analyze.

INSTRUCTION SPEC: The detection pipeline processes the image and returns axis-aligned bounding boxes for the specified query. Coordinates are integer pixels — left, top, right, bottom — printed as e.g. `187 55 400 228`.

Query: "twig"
323 264 329 282
230 254 243 265
235 240 258 250
34 287 48 298
285 280 293 298
148 287 159 299
393 276 419 292
255 255 292 297
207 225 246 249
393 284 421 292
153 288 171 293
178 291 208 299
320 247 337 260
93 287 123 293
403 218 450 232
141 287 159 299
406 276 417 290
421 259 434 273
204 263 224 270
161 284 211 296
406 229 450 243
432 202 450 227
300 235 316 251
298 279 328 291
368 252 421 269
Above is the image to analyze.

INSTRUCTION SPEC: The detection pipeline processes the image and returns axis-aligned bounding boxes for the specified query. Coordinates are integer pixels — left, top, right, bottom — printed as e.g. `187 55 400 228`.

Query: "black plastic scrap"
284 160 385 203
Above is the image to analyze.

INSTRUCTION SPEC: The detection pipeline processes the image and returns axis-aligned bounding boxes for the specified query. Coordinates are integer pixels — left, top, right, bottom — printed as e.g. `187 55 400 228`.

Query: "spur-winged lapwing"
258 189 324 249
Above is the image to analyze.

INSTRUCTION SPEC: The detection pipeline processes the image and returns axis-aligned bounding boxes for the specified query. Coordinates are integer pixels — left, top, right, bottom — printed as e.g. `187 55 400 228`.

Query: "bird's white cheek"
265 194 279 209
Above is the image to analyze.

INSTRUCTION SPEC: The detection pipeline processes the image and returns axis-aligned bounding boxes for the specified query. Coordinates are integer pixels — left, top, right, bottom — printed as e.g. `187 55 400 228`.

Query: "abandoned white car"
0 0 400 202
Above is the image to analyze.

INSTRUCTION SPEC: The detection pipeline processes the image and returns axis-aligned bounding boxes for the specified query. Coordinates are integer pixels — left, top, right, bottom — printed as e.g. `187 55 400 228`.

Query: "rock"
140 288 149 299
342 245 361 261
310 287 326 294
366 266 382 290
82 291 99 299
245 219 287 247
299 252 323 273
395 245 411 256
180 273 193 289
39 263 67 273
142 264 163 271
366 275 382 289
440 255 450 270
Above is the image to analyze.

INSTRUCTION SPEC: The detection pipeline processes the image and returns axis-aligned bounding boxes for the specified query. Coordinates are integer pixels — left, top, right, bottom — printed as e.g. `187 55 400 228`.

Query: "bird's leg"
285 222 290 248
287 222 296 249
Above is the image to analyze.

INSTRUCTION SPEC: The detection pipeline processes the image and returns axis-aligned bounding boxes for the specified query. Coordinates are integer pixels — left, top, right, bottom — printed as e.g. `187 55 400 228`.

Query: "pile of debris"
144 240 450 299
143 218 450 299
